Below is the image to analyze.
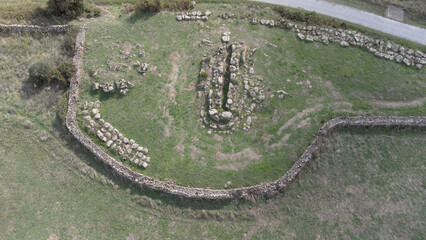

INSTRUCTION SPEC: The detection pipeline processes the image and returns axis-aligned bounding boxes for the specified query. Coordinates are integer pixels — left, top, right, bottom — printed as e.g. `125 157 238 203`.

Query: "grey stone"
403 58 411 66
220 111 232 121
222 35 230 43
306 35 314 42
340 41 349 47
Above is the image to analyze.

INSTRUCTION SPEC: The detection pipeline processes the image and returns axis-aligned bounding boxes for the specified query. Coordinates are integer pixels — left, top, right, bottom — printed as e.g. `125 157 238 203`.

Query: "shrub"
136 0 193 13
94 7 102 17
57 90 69 123
62 25 79 56
200 71 208 79
51 61 76 86
84 3 102 18
137 0 164 13
28 60 52 85
47 0 85 19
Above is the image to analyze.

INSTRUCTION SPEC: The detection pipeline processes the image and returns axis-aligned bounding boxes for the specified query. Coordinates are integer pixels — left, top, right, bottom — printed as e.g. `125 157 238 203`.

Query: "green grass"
0 4 424 238
78 3 425 188
1 110 424 238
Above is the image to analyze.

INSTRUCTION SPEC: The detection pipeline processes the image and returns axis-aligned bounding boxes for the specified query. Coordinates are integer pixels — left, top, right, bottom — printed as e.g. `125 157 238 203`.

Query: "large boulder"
340 41 349 47
222 35 230 43
220 111 232 121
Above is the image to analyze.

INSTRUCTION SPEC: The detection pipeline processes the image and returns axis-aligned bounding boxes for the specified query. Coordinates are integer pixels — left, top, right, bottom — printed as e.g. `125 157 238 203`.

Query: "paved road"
253 0 426 45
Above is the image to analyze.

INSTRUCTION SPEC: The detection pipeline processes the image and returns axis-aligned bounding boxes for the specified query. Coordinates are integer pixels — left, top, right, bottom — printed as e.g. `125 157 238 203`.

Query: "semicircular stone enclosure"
68 2 426 199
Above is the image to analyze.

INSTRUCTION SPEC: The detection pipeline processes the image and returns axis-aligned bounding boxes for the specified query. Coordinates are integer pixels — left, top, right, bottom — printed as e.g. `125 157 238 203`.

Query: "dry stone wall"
80 101 151 168
66 25 426 200
0 24 69 34
249 18 425 70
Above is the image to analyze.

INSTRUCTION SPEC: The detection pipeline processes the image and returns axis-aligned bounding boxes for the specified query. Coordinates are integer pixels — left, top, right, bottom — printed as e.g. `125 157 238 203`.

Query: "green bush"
47 0 85 19
28 60 52 85
84 3 102 18
275 7 324 25
94 7 102 17
51 61 76 86
62 25 79 56
136 0 193 13
57 90 69 123
200 71 208 79
137 0 164 12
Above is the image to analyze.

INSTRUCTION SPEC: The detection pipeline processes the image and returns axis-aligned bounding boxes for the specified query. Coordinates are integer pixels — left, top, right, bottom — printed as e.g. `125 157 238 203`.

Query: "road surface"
253 0 426 45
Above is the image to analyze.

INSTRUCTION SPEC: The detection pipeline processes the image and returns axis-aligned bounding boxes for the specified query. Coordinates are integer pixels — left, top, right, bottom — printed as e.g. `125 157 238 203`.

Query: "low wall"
0 24 69 34
66 25 426 200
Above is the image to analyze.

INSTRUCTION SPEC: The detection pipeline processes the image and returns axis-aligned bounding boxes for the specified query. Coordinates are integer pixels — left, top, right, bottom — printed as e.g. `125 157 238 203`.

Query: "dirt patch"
174 143 185 153
47 234 59 240
151 42 159 50
318 76 342 99
277 104 322 136
215 148 262 170
372 97 426 108
167 52 180 100
190 145 202 162
296 117 310 129
163 52 180 137
163 107 174 138
122 42 133 55
213 134 223 141
269 133 291 149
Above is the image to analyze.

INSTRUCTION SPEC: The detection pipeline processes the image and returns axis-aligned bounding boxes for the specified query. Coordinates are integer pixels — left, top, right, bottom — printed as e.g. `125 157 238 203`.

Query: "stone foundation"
65 25 426 200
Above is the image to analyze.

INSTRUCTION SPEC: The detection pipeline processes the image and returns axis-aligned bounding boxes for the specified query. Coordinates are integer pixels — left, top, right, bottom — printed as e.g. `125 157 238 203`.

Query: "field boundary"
0 24 69 33
61 25 426 199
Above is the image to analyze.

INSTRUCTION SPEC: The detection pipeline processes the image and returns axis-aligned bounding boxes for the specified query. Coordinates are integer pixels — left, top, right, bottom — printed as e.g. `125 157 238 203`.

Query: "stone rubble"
198 36 264 133
176 10 211 22
80 101 150 168
66 25 426 200
92 79 134 95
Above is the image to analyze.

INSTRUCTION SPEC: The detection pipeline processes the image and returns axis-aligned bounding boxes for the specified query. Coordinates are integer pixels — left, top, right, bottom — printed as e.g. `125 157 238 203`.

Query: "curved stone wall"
0 24 69 33
65 25 426 200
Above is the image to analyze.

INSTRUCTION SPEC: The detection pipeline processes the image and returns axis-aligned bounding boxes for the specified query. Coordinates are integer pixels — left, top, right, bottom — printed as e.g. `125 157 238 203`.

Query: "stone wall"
0 24 69 34
66 25 426 200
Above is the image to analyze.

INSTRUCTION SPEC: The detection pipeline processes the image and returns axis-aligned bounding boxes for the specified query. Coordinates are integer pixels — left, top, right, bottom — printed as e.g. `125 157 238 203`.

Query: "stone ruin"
92 79 134 95
249 17 425 70
197 38 265 133
80 101 150 168
176 10 211 21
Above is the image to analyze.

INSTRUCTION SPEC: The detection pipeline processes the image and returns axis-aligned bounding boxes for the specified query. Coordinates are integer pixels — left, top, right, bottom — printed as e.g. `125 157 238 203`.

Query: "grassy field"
324 0 426 28
78 3 425 188
1 109 424 238
0 1 425 239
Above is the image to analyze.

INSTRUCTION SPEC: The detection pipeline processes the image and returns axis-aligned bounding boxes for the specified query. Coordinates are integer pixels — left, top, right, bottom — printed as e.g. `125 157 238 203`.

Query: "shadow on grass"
89 87 127 101
126 11 157 24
